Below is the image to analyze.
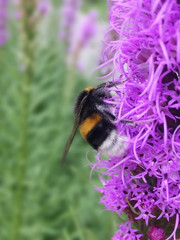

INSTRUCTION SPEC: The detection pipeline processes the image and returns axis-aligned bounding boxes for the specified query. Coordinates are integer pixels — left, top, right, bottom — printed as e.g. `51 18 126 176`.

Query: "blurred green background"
0 0 120 239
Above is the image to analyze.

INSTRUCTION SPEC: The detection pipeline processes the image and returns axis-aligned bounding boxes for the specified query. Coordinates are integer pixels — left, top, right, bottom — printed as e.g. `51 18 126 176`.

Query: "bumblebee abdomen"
80 113 102 140
84 118 128 157
86 118 116 150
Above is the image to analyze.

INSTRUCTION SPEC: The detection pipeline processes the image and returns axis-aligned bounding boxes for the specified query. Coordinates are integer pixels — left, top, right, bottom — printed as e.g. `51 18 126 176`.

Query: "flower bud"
148 226 165 240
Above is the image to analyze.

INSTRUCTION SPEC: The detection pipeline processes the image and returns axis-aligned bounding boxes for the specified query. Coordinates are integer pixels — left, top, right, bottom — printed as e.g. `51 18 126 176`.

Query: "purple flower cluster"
59 0 99 70
37 0 51 16
76 10 98 48
0 0 9 46
92 0 180 239
111 221 143 240
59 0 81 44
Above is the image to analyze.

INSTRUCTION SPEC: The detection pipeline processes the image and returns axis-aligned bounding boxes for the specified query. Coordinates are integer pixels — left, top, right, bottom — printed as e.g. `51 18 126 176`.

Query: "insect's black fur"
74 82 114 124
87 119 116 149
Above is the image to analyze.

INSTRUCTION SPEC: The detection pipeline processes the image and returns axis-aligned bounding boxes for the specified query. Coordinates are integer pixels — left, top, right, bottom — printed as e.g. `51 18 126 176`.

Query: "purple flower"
77 10 98 47
37 0 51 16
111 221 143 240
0 0 9 46
59 0 81 43
67 10 99 70
60 1 99 71
92 0 180 239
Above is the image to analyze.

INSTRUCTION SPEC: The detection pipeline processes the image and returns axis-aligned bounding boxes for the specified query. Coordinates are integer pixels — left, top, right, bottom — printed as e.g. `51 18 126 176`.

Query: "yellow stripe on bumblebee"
80 113 102 140
84 87 95 92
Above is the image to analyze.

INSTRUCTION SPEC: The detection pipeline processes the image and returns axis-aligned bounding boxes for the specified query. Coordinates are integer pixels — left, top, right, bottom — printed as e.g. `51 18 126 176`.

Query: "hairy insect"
61 81 129 165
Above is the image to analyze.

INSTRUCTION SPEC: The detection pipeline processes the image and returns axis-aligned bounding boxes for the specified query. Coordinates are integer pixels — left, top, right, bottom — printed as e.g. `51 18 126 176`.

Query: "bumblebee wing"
60 94 88 166
76 93 89 117
60 118 80 166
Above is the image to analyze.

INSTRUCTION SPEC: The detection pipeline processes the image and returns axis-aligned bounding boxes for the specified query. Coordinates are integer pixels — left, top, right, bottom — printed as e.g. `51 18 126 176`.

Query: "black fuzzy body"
74 85 116 150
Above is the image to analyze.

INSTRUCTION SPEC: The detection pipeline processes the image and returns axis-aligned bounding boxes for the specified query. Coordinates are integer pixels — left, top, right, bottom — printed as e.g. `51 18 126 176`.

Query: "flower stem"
125 197 140 216
11 1 36 239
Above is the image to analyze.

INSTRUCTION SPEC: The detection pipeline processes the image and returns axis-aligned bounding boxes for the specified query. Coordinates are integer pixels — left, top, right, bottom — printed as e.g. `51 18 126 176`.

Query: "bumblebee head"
74 84 113 118
91 85 112 100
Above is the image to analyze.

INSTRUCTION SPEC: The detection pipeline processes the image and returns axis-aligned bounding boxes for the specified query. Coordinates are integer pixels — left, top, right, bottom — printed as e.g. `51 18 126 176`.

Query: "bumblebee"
61 81 128 164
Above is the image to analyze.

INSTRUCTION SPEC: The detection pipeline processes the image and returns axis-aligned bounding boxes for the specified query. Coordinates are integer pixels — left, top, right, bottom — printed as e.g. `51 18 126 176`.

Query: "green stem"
11 1 36 239
11 75 30 240
62 67 77 117
61 38 80 118
125 197 140 216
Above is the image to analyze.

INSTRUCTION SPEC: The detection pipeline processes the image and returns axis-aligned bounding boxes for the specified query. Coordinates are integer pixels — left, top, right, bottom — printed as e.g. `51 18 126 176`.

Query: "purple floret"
111 221 143 240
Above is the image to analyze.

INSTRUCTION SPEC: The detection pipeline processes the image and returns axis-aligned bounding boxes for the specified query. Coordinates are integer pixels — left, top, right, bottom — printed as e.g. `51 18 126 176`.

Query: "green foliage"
0 1 119 240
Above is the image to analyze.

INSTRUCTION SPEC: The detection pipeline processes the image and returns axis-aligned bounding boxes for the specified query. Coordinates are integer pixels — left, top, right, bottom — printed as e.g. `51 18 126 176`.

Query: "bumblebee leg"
97 79 127 89
120 119 134 125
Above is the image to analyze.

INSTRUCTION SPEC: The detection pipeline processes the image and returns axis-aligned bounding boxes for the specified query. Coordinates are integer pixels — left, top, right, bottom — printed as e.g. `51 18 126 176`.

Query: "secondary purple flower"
59 0 81 44
0 0 9 46
37 0 51 16
60 3 99 71
68 10 99 70
111 221 143 240
77 10 98 48
92 0 180 239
